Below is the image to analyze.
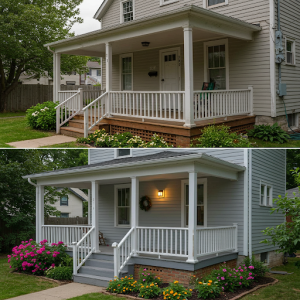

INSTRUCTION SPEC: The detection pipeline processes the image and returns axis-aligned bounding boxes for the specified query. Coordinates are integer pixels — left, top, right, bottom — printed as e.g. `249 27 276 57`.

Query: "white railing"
73 226 95 275
112 227 135 277
110 91 185 122
194 87 253 121
58 90 79 104
55 89 83 134
196 224 238 257
83 91 108 138
83 89 105 107
136 227 188 258
41 225 92 247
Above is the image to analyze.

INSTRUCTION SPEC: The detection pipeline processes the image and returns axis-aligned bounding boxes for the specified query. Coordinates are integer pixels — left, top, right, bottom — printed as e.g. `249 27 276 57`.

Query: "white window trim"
181 178 208 228
203 0 228 9
160 0 179 6
120 0 135 24
114 149 133 159
285 37 296 66
260 181 273 207
288 113 299 130
119 53 133 91
203 39 229 90
159 47 181 92
114 183 131 228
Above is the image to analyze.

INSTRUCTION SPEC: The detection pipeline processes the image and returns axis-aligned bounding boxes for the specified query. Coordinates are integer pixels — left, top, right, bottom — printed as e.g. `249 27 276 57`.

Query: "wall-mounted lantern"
158 190 164 198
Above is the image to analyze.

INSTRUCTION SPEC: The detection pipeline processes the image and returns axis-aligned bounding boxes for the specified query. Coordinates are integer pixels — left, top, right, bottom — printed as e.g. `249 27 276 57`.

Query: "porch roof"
23 151 245 184
45 5 261 56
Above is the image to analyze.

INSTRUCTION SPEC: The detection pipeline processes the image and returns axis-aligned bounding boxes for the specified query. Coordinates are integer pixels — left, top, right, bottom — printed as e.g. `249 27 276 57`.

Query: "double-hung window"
120 54 133 91
208 44 226 89
115 184 131 227
122 0 134 23
286 39 296 65
260 183 273 207
60 195 68 206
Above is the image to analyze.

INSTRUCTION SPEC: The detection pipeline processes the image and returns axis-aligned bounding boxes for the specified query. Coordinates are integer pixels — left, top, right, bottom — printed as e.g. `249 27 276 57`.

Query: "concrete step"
80 266 116 278
69 119 84 129
73 273 111 287
90 253 114 261
60 127 94 138
85 258 114 269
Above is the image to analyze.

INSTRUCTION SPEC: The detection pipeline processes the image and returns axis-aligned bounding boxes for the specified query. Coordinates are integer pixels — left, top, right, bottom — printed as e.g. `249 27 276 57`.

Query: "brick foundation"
134 259 237 286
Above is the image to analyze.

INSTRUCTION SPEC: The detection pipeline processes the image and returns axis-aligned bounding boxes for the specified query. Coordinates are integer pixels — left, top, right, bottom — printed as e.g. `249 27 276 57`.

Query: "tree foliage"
0 0 89 112
0 149 88 252
261 170 300 254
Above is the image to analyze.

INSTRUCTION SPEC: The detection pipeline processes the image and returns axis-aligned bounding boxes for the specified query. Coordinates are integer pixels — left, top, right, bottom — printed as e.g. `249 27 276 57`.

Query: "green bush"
106 276 139 294
191 124 252 148
162 281 192 300
77 129 172 148
243 256 269 277
139 282 162 299
247 123 290 144
195 280 222 299
138 268 162 285
45 266 73 280
26 101 58 130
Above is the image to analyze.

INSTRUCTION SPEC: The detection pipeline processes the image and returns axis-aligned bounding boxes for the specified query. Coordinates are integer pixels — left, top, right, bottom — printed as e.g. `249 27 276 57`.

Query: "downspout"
248 150 253 258
277 0 282 90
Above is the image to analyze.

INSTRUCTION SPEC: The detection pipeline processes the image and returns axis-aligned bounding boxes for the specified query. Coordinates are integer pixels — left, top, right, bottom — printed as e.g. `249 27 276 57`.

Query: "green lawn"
0 112 26 118
40 142 90 148
250 138 300 148
0 257 59 300
0 117 54 148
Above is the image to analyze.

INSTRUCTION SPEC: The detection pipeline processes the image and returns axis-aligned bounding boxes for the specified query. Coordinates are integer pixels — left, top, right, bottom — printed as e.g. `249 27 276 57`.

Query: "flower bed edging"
100 277 278 300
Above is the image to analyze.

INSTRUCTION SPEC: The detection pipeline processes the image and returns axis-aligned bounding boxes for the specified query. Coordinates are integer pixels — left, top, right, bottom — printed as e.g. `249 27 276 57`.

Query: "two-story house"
24 149 285 287
46 0 300 147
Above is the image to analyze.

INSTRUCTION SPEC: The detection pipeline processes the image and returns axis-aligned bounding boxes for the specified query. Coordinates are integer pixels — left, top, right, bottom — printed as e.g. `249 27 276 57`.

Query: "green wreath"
139 196 152 211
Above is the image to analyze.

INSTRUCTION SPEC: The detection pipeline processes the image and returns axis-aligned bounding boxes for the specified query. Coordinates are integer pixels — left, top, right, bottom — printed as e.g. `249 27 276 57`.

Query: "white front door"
160 49 180 91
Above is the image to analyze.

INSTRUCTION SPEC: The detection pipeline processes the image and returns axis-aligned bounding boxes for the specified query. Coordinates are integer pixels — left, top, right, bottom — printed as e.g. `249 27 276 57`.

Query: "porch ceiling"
45 5 261 56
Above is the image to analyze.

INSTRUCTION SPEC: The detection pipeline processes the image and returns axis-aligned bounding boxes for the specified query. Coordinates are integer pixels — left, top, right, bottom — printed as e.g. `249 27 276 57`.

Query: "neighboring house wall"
21 74 80 86
99 174 245 254
250 149 286 255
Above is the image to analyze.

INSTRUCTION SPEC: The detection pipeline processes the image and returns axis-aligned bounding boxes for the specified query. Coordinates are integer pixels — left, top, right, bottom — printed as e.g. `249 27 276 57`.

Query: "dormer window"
121 0 134 23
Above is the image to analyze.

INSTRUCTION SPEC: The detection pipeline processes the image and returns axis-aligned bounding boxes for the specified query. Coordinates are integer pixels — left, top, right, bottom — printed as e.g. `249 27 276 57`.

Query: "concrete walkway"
7 135 77 148
8 283 104 300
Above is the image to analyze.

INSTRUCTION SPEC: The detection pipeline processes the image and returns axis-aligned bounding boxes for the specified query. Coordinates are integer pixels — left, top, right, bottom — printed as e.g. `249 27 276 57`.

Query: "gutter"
28 178 37 187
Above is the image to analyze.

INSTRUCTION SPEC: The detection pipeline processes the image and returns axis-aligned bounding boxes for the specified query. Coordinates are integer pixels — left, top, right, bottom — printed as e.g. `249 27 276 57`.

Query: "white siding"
52 192 84 217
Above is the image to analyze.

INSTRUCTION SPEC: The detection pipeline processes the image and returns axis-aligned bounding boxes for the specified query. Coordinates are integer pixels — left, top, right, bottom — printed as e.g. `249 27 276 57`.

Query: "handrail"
118 227 135 248
82 91 108 111
137 226 188 230
55 91 80 109
42 225 92 228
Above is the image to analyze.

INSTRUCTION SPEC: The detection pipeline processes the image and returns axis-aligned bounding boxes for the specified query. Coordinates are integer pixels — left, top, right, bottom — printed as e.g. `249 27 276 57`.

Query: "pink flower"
143 279 145 281
248 266 254 270
9 266 12 269
51 264 55 268
239 282 242 285
223 269 227 272
58 241 64 245
221 277 225 280
240 269 244 272
249 272 252 276
53 254 57 258
47 251 51 255
240 276 243 279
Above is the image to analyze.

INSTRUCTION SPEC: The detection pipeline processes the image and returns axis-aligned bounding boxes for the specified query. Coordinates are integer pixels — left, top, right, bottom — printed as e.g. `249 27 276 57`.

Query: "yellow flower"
208 283 211 286
199 282 203 285
184 292 187 295
170 291 174 294
208 280 212 283
189 289 192 291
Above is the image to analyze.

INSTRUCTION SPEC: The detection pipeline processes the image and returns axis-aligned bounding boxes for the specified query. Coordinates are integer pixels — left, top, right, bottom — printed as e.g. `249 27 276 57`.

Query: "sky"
71 0 104 36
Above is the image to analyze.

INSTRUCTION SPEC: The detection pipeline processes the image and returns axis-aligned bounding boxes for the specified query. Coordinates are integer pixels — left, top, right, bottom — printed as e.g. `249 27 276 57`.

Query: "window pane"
208 47 214 68
261 196 264 205
287 41 292 52
118 190 122 206
267 187 270 196
118 208 130 225
121 189 125 206
122 57 132 73
186 185 189 205
287 52 293 64
197 206 204 226
60 196 68 206
118 149 131 157
186 207 189 226
125 188 130 206
208 0 225 6
213 46 220 68
220 45 226 68
209 68 226 90
197 185 204 205
122 74 132 90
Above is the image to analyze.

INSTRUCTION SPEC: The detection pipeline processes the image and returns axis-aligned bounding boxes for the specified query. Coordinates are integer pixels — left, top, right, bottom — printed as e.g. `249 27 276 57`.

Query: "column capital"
182 27 193 31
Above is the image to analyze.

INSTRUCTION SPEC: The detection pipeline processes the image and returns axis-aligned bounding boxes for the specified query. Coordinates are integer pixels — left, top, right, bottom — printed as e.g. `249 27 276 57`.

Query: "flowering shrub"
162 281 192 300
243 256 269 277
8 239 69 275
26 101 58 130
195 280 222 299
139 282 162 299
77 129 172 148
45 266 72 280
138 268 162 285
106 276 139 294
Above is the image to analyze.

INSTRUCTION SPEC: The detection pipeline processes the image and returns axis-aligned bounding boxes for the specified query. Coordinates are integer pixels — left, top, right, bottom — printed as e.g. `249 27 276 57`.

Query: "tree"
286 149 300 190
0 149 88 252
261 170 300 255
0 0 89 112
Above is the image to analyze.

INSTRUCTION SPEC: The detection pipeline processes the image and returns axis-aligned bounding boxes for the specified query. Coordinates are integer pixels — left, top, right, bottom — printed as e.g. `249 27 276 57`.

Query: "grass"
0 112 26 118
0 257 59 300
0 117 53 148
250 138 300 148
40 142 90 148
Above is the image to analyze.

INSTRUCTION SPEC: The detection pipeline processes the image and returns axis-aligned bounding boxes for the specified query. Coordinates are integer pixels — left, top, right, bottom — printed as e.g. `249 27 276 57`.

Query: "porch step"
85 258 114 269
60 127 94 138
73 273 112 287
80 265 127 278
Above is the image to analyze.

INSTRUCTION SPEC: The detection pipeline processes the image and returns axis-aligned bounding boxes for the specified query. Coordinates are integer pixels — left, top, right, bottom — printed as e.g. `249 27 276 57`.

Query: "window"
182 179 207 227
60 196 68 206
160 0 179 6
260 183 272 207
97 69 101 76
115 185 131 227
288 113 298 128
120 54 133 91
286 39 295 65
60 213 69 218
115 149 132 158
66 81 76 85
207 0 226 6
208 45 226 89
260 252 269 263
122 0 134 23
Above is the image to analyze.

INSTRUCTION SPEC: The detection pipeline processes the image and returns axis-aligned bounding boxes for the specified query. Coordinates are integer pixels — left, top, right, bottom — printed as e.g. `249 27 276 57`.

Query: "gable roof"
69 188 88 202
87 61 101 69
94 0 113 20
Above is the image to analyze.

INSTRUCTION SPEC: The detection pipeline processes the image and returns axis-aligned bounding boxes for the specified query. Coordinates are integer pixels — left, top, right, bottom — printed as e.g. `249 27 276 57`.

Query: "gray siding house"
46 0 300 146
24 149 285 286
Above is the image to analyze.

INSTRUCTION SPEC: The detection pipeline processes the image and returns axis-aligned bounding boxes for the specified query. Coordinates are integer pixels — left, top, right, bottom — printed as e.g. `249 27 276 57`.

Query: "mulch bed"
102 277 277 300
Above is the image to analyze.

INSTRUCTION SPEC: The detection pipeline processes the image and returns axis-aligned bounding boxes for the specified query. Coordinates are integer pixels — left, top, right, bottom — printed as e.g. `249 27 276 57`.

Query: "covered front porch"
27 151 245 278
46 5 260 139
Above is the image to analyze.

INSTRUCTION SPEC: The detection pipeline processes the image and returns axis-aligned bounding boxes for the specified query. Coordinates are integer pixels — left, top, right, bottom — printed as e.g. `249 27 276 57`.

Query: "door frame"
159 47 181 91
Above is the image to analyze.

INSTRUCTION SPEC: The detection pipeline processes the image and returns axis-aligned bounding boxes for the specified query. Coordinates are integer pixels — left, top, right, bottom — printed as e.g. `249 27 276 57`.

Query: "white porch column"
35 186 40 242
37 185 44 243
131 176 139 256
105 43 112 117
53 53 56 102
54 53 61 103
187 172 198 263
91 181 99 252
183 27 195 128
88 189 91 225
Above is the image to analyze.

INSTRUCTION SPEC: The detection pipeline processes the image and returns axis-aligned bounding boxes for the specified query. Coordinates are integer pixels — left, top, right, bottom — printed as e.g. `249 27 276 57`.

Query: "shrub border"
101 277 278 300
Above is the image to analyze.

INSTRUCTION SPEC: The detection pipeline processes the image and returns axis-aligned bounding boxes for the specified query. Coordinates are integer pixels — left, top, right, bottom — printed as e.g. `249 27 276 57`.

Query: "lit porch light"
158 190 164 197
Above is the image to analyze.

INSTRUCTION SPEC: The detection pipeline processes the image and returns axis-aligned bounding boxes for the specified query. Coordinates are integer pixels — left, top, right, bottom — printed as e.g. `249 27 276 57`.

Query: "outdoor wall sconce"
158 190 164 197
142 41 150 47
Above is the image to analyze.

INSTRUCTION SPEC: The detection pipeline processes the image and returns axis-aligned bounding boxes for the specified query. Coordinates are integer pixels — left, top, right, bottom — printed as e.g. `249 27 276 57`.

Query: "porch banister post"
233 223 238 252
35 186 40 242
183 27 195 128
131 176 139 256
53 53 56 103
79 88 84 111
248 85 254 116
106 43 112 117
38 185 44 243
187 172 198 263
112 242 119 277
91 181 99 252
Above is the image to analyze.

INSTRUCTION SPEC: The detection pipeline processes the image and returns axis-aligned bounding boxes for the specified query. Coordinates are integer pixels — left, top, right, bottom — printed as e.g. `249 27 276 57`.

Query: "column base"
183 123 196 128
186 258 198 263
